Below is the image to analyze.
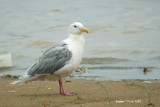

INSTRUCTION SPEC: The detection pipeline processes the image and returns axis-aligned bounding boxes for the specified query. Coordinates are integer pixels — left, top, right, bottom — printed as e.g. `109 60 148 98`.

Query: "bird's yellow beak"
81 28 89 33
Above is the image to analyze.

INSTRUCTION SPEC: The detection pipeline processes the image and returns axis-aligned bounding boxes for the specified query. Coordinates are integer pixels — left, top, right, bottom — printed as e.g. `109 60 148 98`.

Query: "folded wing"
27 42 72 76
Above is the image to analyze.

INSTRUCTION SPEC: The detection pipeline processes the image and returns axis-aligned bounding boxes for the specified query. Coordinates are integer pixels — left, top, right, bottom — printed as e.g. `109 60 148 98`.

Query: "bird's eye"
74 25 77 28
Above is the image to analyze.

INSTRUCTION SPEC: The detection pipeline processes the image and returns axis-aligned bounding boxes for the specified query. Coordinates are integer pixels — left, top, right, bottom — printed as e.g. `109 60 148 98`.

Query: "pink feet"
59 79 74 96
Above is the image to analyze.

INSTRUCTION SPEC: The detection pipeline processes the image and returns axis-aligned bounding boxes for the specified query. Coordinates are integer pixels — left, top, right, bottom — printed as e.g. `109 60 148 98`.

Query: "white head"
68 22 89 35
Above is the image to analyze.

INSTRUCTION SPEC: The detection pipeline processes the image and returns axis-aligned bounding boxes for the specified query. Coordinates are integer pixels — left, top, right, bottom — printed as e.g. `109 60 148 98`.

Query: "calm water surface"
0 0 160 80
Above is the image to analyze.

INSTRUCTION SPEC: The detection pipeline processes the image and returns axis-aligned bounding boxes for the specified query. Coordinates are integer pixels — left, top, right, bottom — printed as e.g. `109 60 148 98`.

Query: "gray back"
27 42 72 76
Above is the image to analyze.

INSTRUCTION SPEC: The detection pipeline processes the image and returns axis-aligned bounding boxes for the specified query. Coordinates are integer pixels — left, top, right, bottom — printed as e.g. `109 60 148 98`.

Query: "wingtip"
11 78 23 85
11 80 19 85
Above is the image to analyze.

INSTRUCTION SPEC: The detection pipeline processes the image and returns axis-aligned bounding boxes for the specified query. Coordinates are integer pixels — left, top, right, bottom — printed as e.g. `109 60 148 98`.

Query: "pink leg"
58 79 63 94
58 79 74 96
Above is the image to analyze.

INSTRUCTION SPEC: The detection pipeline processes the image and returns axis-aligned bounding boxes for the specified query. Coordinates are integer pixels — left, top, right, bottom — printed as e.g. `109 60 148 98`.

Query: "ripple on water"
150 56 160 61
123 29 140 35
90 25 117 33
81 57 131 64
14 55 29 60
129 50 143 55
26 40 55 49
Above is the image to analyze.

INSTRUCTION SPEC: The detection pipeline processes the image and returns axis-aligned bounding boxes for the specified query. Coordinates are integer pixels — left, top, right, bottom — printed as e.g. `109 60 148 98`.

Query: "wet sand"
0 78 159 107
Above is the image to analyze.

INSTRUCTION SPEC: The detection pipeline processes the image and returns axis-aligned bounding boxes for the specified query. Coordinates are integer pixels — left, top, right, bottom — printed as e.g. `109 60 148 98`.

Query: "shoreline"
1 74 160 82
1 65 160 81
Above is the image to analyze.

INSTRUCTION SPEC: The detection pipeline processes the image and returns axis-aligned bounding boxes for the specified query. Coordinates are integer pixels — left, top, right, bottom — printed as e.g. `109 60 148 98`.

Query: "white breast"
54 34 85 77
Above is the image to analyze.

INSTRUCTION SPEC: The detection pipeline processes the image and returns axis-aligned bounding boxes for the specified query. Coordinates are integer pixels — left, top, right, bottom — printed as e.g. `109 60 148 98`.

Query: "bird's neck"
68 34 84 42
63 33 85 48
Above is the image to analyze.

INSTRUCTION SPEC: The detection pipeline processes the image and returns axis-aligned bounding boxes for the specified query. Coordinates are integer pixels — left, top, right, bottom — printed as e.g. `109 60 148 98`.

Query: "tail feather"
11 75 37 85
11 79 26 85
11 79 24 85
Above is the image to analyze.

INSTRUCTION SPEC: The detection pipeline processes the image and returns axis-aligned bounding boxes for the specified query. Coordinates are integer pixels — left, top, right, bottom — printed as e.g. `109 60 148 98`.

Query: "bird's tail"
11 75 36 85
11 78 24 85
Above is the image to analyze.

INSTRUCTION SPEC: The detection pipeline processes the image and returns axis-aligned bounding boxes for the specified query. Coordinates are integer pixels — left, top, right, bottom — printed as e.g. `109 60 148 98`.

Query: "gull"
11 22 89 96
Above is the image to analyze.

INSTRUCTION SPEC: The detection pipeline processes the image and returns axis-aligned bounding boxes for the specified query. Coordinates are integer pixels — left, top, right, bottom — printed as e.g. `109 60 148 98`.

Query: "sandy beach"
0 77 159 107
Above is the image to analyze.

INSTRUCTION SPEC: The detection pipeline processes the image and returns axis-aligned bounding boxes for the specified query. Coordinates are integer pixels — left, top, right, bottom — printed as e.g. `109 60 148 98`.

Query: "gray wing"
27 42 72 76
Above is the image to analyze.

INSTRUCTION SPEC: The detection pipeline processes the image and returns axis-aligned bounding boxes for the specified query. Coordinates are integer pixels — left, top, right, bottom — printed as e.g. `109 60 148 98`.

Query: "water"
0 0 160 80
